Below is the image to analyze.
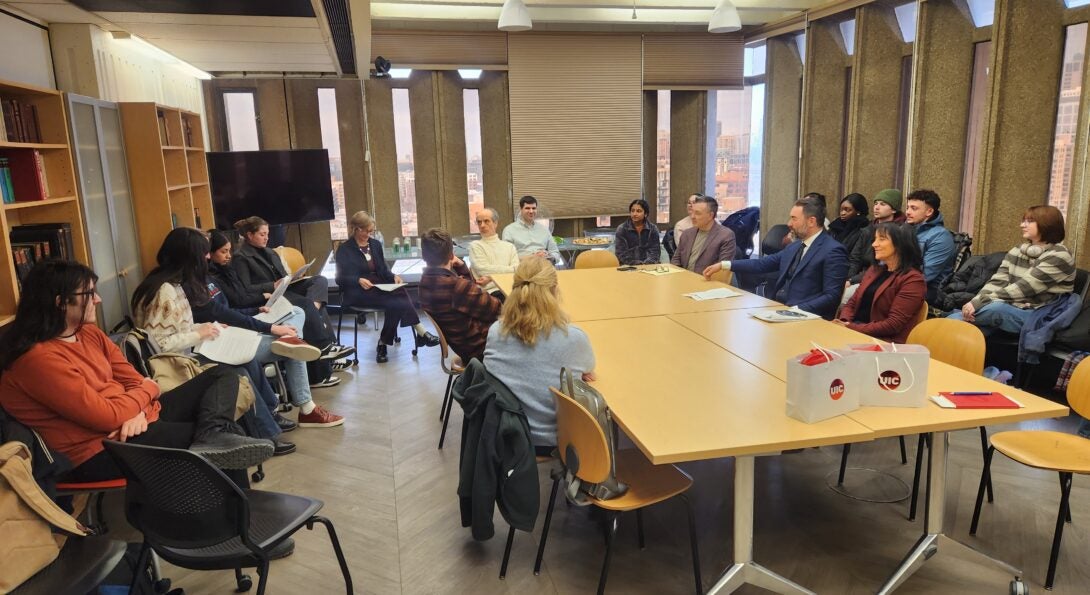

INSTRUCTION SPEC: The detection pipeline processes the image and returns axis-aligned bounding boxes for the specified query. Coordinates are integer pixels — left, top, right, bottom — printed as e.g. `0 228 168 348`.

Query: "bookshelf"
119 103 213 274
0 78 88 328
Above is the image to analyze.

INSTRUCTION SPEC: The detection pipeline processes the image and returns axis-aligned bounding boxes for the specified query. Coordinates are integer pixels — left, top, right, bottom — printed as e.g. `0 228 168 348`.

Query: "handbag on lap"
558 367 628 503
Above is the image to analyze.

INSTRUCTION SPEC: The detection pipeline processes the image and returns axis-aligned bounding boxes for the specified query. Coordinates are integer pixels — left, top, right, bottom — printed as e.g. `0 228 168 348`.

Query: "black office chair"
103 440 353 595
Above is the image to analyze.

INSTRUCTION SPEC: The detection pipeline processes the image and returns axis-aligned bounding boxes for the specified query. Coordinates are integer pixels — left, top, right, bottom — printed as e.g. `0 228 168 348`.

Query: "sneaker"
330 359 352 372
415 331 440 348
309 375 341 389
320 343 356 361
271 337 321 362
273 440 297 456
298 405 345 428
376 343 388 363
191 432 274 469
275 414 298 433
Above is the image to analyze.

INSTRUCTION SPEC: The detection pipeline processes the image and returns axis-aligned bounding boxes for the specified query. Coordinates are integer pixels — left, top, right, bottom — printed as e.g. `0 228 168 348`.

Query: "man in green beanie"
848 188 906 283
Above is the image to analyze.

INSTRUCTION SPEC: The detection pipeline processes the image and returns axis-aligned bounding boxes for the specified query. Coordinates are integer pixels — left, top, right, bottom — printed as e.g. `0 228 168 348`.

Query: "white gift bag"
848 343 930 407
785 346 863 423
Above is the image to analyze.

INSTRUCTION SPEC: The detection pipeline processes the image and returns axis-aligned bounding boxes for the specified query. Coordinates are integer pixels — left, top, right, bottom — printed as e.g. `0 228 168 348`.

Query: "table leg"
707 456 815 595
878 432 1020 594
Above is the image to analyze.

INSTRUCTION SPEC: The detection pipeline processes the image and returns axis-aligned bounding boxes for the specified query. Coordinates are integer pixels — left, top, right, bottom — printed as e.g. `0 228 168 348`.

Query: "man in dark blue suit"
703 197 848 319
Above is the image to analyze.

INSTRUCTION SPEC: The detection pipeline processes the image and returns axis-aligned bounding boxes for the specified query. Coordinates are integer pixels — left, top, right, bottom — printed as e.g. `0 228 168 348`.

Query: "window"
1048 23 1087 220
894 3 917 43
840 19 856 56
223 91 259 151
1066 0 1090 8
656 90 671 224
317 88 347 240
392 88 418 238
706 44 766 220
795 33 806 63
966 0 994 28
464 89 485 233
960 41 992 232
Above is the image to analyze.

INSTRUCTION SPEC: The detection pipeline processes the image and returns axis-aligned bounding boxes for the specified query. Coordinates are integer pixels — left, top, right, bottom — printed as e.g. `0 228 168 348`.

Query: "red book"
935 392 1022 409
0 149 47 201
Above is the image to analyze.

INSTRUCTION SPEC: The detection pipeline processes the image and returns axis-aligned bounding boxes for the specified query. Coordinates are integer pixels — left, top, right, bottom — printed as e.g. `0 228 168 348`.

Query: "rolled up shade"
370 31 508 67
643 33 744 89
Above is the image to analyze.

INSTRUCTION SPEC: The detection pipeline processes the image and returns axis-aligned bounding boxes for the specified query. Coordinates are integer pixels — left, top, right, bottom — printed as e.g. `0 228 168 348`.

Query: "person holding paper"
132 228 296 455
615 199 662 265
834 222 926 343
336 211 440 363
703 196 848 320
0 260 274 482
468 207 519 299
948 205 1076 336
483 257 596 453
419 228 501 363
670 195 736 273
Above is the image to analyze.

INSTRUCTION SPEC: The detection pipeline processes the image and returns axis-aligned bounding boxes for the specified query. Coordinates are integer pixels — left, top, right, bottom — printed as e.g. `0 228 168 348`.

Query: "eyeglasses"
74 289 98 299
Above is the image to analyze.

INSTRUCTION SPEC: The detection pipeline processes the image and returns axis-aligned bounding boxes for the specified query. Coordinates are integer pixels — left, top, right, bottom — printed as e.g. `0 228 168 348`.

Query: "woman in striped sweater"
948 205 1075 335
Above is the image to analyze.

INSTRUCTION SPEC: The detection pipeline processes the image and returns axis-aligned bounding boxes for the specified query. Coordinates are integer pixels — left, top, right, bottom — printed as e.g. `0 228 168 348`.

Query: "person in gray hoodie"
905 189 956 303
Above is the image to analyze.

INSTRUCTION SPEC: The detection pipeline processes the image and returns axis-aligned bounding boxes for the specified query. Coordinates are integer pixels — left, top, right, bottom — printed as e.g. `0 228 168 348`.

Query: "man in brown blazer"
670 195 737 273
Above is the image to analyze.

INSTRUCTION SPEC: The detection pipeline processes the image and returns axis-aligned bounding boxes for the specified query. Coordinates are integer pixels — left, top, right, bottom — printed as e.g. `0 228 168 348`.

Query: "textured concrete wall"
364 79 402 238
407 72 442 235
907 0 975 222
479 71 513 227
670 91 707 225
800 19 851 201
844 4 904 201
436 71 471 234
975 0 1065 251
762 36 803 234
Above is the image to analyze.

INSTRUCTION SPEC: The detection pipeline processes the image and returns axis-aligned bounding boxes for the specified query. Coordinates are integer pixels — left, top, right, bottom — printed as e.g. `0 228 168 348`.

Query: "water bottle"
393 237 402 255
374 230 384 249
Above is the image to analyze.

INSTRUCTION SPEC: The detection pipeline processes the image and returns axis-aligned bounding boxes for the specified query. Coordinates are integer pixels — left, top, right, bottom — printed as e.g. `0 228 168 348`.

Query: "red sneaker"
297 405 345 428
271 337 321 362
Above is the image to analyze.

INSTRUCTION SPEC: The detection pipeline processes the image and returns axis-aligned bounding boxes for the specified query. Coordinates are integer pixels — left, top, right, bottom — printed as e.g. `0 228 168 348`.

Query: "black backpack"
109 317 160 379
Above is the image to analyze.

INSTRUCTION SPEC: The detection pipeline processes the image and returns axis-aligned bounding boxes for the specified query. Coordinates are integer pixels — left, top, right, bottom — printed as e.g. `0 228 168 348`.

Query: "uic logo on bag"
829 378 846 401
878 370 901 391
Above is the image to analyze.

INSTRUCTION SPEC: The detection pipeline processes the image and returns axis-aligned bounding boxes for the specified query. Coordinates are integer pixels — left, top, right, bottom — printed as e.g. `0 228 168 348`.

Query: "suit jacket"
232 242 289 294
670 224 736 273
839 266 926 343
334 237 395 303
731 231 849 320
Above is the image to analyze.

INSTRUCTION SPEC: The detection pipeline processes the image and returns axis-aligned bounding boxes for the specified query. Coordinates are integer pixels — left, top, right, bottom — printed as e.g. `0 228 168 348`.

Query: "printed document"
684 287 741 301
195 326 261 365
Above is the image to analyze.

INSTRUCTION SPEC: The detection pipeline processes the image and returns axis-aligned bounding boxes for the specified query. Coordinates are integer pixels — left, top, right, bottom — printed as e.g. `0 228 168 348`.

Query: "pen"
950 391 993 396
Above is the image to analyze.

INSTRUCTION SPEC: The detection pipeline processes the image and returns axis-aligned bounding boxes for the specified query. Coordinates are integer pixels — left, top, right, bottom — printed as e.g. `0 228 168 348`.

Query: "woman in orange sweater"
0 261 273 482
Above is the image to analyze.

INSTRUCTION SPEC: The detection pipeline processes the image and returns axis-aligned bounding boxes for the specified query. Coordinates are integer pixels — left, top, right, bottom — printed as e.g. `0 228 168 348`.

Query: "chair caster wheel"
1010 576 1028 595
153 578 172 593
236 574 253 592
251 470 265 483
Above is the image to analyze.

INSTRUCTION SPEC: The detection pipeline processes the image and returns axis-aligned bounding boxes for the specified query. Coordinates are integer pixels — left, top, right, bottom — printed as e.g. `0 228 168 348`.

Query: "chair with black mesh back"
102 440 353 595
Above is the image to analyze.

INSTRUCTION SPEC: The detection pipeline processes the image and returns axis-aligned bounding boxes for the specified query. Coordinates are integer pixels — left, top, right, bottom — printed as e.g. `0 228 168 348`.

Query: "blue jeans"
254 306 314 408
947 301 1031 337
1078 417 1090 439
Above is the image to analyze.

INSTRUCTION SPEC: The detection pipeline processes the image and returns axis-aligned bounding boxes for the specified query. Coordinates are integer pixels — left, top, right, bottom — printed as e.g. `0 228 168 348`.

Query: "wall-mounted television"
207 149 335 228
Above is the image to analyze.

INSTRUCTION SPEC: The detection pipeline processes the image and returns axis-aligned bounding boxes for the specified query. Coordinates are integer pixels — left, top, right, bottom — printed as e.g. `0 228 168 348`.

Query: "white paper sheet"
683 287 742 301
373 283 407 292
195 326 261 365
254 297 293 324
749 308 821 322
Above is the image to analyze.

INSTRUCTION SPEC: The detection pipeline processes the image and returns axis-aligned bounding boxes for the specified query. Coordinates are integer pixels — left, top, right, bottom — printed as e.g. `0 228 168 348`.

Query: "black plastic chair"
103 440 353 595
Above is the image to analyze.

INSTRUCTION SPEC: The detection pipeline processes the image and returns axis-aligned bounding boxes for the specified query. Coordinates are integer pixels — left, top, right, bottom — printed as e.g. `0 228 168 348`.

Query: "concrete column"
407 71 442 235
436 71 471 234
364 79 402 238
762 35 803 234
800 19 851 201
478 71 513 227
669 90 707 224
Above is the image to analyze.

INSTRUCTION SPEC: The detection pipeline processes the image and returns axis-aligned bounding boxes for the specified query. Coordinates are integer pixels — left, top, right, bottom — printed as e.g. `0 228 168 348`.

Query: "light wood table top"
491 266 777 322
578 317 873 464
668 309 1069 439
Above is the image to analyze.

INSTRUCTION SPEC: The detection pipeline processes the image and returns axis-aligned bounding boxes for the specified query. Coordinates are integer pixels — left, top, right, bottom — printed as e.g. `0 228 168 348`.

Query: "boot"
191 432 274 469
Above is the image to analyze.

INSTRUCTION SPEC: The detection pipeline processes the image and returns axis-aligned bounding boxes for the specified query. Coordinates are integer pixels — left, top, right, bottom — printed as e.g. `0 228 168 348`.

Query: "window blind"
643 33 744 89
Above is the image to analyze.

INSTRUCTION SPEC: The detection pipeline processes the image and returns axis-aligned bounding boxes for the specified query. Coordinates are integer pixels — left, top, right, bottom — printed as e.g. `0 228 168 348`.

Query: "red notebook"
935 392 1022 409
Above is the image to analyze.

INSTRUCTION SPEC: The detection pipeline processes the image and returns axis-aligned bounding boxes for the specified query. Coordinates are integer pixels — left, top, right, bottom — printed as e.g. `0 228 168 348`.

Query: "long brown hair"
499 256 568 346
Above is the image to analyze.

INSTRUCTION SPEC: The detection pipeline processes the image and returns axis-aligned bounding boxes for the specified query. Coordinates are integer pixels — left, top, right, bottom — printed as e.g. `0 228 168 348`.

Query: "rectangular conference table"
491 265 777 322
496 268 1068 593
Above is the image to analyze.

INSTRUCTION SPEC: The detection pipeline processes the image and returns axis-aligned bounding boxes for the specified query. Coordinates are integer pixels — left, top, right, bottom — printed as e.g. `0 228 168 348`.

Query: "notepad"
931 392 1024 409
684 287 741 301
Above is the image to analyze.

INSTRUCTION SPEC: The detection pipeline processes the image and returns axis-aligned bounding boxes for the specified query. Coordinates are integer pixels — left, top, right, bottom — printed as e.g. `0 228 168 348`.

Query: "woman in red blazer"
836 222 926 343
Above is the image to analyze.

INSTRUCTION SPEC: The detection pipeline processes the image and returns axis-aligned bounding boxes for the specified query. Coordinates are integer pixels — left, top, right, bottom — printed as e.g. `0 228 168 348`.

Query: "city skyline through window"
655 90 671 224
317 88 347 240
392 88 418 238
1048 23 1086 221
705 44 766 221
464 89 485 233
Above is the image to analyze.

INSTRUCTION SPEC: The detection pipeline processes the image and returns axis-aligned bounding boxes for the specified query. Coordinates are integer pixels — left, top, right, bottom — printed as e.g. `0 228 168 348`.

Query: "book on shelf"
0 99 43 144
0 149 49 201
0 157 13 204
157 109 170 146
10 223 73 262
9 240 53 291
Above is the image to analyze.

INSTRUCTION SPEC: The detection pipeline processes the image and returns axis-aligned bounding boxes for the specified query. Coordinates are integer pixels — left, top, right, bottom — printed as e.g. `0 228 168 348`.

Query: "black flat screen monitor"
207 149 335 228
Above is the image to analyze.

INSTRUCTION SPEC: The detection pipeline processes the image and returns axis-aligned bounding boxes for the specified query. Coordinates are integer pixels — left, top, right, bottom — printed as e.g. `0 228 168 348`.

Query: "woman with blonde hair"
483 256 596 454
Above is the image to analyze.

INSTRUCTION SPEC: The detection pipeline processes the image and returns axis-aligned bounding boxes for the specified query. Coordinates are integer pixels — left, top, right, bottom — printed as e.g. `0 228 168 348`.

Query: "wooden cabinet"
119 103 213 274
0 78 88 328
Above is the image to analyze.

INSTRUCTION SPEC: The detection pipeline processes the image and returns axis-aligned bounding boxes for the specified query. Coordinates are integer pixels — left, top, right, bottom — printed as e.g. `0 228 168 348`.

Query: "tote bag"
785 346 863 423
847 343 930 407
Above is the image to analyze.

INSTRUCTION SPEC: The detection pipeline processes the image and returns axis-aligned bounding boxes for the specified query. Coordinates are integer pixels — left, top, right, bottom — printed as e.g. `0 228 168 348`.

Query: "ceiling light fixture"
389 68 413 79
498 0 532 32
708 0 742 34
458 69 483 79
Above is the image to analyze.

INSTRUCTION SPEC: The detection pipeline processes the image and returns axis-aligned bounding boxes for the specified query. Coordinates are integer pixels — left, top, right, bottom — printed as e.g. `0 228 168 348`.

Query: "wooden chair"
534 388 701 594
708 268 732 286
916 299 929 326
970 358 1090 589
422 312 464 450
906 318 990 520
574 250 619 269
273 245 306 273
